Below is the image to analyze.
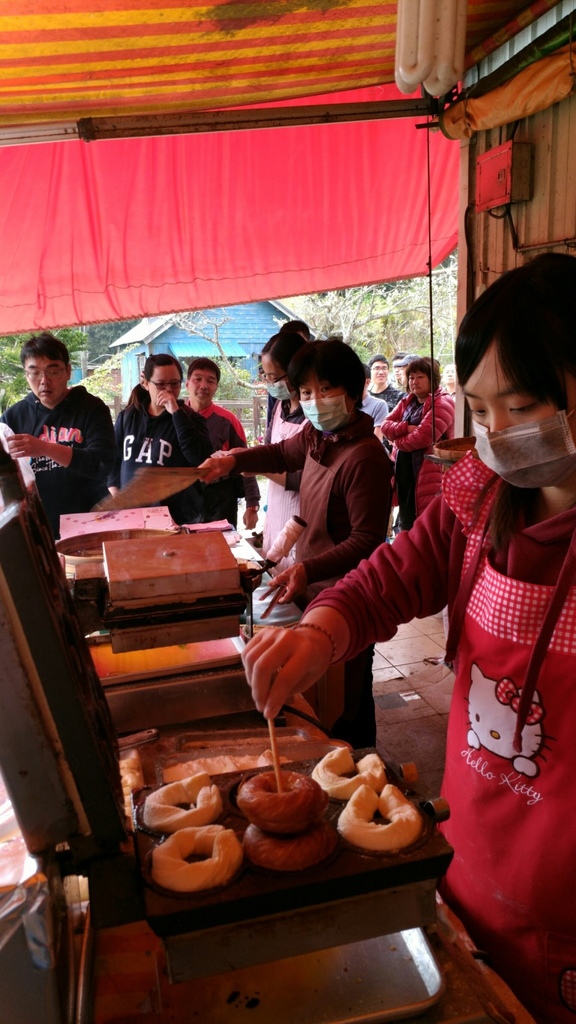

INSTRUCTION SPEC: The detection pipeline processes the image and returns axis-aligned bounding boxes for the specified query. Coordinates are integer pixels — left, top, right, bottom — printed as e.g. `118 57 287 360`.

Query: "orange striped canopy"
0 0 560 125
0 1 561 332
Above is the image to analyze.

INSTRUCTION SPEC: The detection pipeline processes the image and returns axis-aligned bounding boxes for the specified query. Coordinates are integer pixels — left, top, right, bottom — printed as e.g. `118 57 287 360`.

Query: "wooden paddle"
92 466 209 512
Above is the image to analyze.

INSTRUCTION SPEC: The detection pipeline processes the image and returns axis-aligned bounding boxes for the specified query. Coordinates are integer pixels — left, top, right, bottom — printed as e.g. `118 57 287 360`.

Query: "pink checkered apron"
439 455 576 1024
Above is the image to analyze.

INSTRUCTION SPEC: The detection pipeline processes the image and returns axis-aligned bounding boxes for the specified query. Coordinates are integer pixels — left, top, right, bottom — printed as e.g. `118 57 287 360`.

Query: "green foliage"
0 326 87 412
84 320 140 361
78 347 136 414
215 359 254 402
286 251 458 368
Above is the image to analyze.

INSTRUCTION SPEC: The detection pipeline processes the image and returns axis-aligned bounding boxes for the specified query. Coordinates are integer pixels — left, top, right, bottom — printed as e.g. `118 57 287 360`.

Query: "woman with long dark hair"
109 353 210 524
257 331 307 571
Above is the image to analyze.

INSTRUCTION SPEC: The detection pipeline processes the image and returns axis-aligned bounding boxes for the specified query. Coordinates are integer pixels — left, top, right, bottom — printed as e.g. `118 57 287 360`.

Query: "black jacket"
109 400 211 524
1 386 116 537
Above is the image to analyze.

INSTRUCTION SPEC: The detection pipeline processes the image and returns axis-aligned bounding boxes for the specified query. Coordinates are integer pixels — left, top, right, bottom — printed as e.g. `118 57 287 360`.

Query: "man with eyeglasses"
1 332 116 537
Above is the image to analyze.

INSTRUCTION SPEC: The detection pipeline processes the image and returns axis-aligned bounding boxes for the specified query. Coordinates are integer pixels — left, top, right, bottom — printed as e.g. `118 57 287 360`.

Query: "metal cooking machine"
0 453 531 1024
56 508 261 732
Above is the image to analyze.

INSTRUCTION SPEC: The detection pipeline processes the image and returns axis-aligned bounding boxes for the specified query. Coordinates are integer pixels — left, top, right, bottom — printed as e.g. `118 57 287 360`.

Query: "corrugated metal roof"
168 339 245 358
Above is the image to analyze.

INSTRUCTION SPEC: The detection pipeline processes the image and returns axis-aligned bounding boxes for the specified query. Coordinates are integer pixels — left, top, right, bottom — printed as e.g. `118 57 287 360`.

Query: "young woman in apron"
258 331 306 573
239 253 576 1024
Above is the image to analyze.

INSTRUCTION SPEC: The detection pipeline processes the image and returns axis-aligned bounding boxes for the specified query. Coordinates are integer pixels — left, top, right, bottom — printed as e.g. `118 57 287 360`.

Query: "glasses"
149 379 181 390
25 367 67 381
259 372 288 384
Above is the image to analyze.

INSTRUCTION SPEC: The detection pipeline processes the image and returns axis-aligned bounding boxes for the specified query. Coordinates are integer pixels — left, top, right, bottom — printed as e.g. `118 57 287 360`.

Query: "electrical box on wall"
475 141 532 212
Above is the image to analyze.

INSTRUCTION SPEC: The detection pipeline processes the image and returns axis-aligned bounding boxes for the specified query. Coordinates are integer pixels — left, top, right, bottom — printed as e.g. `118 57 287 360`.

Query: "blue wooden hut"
110 301 307 402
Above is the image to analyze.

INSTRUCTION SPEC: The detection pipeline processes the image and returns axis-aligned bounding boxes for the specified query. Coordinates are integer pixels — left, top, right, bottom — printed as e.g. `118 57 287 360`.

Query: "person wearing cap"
391 351 409 389
393 352 420 391
361 363 388 441
367 354 404 411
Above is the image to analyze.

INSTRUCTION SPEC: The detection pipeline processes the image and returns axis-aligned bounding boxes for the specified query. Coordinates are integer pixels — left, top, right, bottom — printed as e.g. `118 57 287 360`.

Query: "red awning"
0 87 459 332
0 2 559 332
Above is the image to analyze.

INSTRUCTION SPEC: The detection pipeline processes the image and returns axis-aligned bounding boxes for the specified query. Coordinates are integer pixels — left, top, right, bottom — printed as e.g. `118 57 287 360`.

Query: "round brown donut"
236 770 328 834
243 820 338 871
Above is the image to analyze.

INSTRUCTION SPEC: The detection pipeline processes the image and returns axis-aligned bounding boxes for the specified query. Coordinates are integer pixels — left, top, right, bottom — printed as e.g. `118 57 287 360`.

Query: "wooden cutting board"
94 467 209 512
103 531 239 603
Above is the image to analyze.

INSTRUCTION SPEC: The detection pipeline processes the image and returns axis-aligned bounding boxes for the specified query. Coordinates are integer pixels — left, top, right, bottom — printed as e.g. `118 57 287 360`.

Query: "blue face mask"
266 379 294 401
301 394 351 432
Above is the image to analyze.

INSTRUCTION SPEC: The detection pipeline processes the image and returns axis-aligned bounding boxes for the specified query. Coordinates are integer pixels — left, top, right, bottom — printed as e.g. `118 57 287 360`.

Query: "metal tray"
133 754 453 940
130 721 344 787
161 726 344 779
165 928 444 1022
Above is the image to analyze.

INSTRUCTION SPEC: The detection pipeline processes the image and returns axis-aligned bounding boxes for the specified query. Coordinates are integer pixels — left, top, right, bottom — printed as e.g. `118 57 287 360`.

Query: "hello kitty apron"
262 401 305 573
440 455 576 1024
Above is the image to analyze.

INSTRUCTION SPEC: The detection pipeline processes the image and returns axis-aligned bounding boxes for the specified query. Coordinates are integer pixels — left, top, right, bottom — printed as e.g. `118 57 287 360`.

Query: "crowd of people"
0 324 457 542
0 325 455 744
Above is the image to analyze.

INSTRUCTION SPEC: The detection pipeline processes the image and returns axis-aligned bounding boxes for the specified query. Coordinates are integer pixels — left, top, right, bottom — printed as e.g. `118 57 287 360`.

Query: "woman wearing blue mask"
200 337 393 747
238 253 576 1024
257 332 307 572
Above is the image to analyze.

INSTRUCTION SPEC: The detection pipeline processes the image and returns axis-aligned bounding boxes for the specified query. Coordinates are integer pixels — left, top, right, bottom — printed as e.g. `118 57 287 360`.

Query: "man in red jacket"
185 358 260 529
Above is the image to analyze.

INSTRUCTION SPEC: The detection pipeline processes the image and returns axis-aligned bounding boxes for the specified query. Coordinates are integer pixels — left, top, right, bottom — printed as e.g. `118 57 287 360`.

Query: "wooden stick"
259 584 287 620
267 717 284 792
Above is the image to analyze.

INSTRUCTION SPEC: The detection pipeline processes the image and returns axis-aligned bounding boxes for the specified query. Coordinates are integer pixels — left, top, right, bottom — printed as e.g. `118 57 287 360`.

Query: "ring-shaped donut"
143 772 222 833
337 783 422 852
312 747 387 799
243 820 338 872
151 824 243 892
236 769 327 834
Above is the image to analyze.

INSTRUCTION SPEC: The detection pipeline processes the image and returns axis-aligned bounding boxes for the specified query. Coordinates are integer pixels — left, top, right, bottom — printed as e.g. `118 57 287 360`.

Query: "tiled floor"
373 612 453 799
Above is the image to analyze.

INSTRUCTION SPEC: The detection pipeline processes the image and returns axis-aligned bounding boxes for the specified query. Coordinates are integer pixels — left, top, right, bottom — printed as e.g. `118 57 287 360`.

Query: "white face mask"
473 409 576 487
301 394 351 432
266 379 293 401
